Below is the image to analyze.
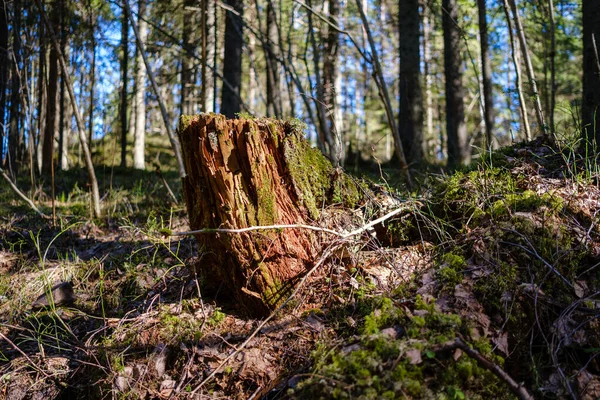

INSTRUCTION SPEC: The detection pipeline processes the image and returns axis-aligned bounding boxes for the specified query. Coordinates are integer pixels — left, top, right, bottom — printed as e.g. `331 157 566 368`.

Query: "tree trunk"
8 0 22 174
178 114 362 315
220 0 244 118
133 0 147 170
58 0 69 171
502 0 530 141
88 8 96 149
307 0 333 160
442 0 470 168
34 0 102 218
0 0 8 164
506 0 548 139
582 0 600 146
206 0 217 112
323 0 343 163
477 0 494 151
547 0 556 136
42 32 59 175
265 1 282 118
422 1 434 155
398 0 424 165
181 0 198 116
120 0 129 168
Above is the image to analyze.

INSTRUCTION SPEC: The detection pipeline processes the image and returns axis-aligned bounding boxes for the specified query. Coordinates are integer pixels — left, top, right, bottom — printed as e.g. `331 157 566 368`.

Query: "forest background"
1 0 597 191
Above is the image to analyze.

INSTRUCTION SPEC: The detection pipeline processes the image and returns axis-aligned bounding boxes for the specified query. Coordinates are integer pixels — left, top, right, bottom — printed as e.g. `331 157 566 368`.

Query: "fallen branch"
0 167 49 219
436 338 533 400
170 202 416 239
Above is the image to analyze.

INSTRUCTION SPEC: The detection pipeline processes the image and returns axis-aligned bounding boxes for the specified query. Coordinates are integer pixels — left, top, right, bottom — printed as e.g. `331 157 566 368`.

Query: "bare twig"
171 203 415 239
500 229 574 289
436 337 533 400
0 332 51 378
0 167 49 218
153 162 178 204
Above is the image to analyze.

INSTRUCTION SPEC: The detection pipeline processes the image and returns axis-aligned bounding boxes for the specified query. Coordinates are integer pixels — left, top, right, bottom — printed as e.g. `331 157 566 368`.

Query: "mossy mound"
291 138 600 399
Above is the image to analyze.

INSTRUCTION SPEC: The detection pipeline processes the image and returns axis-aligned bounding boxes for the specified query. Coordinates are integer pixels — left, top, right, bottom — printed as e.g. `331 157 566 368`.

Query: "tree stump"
178 114 361 315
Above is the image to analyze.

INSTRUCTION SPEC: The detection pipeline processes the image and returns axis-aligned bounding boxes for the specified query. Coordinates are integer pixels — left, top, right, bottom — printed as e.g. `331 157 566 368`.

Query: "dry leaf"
405 348 422 365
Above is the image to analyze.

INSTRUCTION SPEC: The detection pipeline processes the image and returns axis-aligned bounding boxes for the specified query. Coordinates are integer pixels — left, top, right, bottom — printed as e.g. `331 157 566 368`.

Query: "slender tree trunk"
58 0 68 171
126 0 186 178
88 8 96 151
42 3 60 176
34 0 102 217
264 1 282 118
548 0 556 135
442 0 470 168
133 0 147 170
120 0 129 167
181 0 198 116
477 0 494 150
59 43 70 171
210 0 218 112
398 0 424 165
200 0 208 111
422 1 434 156
248 14 257 111
8 0 22 174
0 0 9 164
37 24 47 175
582 0 600 146
323 0 342 163
307 0 333 158
502 0 530 141
506 0 548 138
221 0 244 118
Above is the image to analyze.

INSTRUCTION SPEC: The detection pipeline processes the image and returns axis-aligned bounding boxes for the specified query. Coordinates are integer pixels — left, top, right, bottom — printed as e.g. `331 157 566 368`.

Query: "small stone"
32 282 75 309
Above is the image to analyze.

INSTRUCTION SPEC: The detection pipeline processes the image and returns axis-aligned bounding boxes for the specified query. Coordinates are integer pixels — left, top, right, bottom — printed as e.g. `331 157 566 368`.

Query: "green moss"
293 293 509 399
436 252 466 288
283 128 332 219
256 172 277 225
178 114 198 133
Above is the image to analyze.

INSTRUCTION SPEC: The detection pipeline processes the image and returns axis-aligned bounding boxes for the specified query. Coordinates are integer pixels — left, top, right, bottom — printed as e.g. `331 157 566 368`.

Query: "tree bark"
398 0 424 165
133 0 147 170
477 0 494 151
442 0 470 168
220 0 244 118
178 114 362 315
120 0 129 168
582 0 600 146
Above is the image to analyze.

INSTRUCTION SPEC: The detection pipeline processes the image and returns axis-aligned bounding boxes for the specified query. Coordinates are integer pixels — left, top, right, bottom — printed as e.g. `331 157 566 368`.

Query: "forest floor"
1 134 600 399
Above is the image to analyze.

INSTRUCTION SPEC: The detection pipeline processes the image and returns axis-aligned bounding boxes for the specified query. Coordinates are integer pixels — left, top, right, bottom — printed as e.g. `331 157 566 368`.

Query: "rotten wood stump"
178 114 361 315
